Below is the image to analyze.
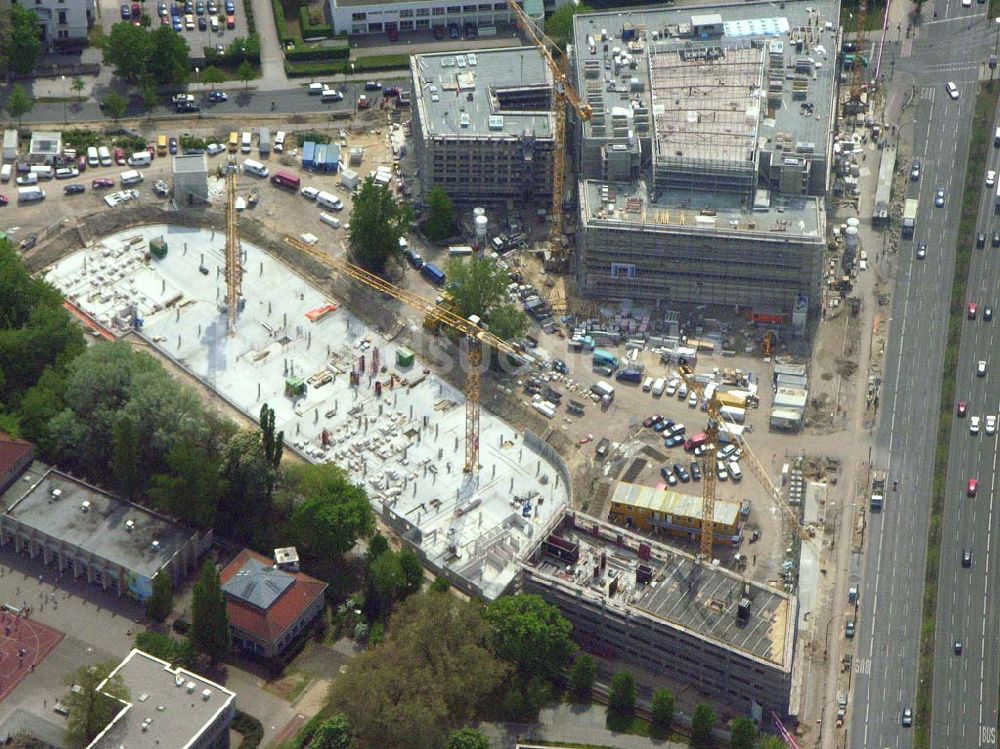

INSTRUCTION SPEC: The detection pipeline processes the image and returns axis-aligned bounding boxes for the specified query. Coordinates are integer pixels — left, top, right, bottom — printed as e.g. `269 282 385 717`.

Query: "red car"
642 415 663 428
957 400 968 417
968 478 978 497
146 143 156 158
226 13 234 27
968 302 978 320
114 147 126 165
91 178 115 189
0 194 8 206
131 2 141 17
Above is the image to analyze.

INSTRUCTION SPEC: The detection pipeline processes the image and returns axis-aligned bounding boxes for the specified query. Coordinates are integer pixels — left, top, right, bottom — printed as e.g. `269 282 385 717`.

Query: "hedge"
353 53 410 71
285 45 349 61
285 53 409 77
298 6 332 37
242 0 255 34
233 711 265 749
271 0 293 43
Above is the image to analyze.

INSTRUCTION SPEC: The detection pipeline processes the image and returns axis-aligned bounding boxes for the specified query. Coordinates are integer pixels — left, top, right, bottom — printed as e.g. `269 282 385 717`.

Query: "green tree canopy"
148 25 190 85
606 671 636 715
218 429 276 544
730 716 758 749
308 714 352 749
5 84 33 126
64 662 130 749
348 178 413 275
145 572 174 623
190 560 230 662
134 630 196 668
329 592 509 749
443 258 528 343
447 727 491 749
237 59 254 88
103 22 154 81
483 594 574 681
71 76 86 100
138 75 159 113
149 436 229 527
756 736 787 749
287 463 374 559
200 66 225 89
0 3 12 78
568 655 596 700
649 688 674 731
690 704 717 748
423 187 455 242
544 2 591 50
102 90 128 122
9 5 41 76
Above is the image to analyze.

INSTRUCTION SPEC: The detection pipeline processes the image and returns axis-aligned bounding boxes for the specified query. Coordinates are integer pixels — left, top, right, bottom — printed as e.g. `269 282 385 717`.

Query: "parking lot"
97 0 251 57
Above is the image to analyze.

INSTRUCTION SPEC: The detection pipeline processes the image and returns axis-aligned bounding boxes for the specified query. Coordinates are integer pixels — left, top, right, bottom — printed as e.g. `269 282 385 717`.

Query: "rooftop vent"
460 112 471 128
488 115 504 131
202 688 212 700
125 519 135 532
175 675 184 687
80 500 91 513
151 540 161 551
50 488 62 500
186 681 196 694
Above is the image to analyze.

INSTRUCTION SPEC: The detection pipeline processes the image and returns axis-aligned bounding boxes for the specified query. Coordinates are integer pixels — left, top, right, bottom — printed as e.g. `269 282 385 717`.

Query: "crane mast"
224 162 243 334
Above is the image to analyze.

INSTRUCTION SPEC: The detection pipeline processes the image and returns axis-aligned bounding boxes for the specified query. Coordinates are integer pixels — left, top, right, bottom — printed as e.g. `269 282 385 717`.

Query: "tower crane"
224 161 244 334
506 0 592 255
282 236 525 475
677 367 817 558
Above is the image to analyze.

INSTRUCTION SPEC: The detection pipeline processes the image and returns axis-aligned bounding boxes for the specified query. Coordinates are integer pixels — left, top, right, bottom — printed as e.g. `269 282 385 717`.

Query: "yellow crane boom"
283 236 524 474
225 163 243 334
506 0 592 246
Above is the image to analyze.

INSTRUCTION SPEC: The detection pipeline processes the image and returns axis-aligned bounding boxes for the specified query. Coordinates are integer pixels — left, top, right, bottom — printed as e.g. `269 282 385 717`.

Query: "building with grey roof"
88 649 236 749
173 153 209 204
410 46 555 205
520 509 798 718
0 459 211 601
570 0 839 331
327 0 559 37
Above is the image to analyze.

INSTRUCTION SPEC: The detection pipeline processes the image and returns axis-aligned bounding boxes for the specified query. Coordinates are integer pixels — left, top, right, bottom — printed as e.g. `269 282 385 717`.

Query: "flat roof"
573 0 839 157
611 481 742 526
412 47 554 139
525 512 794 668
1 461 196 581
89 649 235 749
172 153 208 174
579 179 824 239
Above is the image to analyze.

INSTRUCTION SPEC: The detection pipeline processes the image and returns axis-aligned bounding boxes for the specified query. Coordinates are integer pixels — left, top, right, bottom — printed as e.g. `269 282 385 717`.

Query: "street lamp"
61 75 67 125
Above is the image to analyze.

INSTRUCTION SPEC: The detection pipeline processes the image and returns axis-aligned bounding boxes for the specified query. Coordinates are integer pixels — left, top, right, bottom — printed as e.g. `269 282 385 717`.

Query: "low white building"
10 0 96 50
328 0 559 36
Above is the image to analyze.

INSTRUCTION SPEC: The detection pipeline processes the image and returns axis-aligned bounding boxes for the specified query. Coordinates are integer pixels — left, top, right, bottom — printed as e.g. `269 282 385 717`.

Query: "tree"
447 728 491 749
148 25 190 85
237 59 254 89
0 3 12 80
568 655 596 701
483 594 574 681
423 187 455 242
145 572 174 623
103 22 153 81
329 592 509 749
149 438 227 527
288 463 374 559
443 258 528 343
690 704 717 748
9 5 41 76
190 560 230 662
365 549 403 620
398 548 424 596
756 736 787 749
110 414 140 498
309 715 352 749
260 403 283 468
483 303 528 343
650 688 674 731
348 178 413 275
64 662 130 749
730 716 757 749
5 84 33 126
102 90 128 123
366 532 389 564
71 76 86 101
134 630 196 668
606 672 636 715
138 75 160 113
544 1 590 50
218 429 276 543
200 65 225 89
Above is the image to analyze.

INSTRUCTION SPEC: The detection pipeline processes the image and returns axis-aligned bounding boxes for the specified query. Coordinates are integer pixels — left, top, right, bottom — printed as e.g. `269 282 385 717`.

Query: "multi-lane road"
849 11 994 749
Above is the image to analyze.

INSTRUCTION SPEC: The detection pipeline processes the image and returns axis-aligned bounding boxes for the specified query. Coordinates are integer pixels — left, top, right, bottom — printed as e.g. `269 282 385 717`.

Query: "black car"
986 307 994 321
18 233 37 251
673 463 690 482
364 81 382 91
63 184 85 195
652 419 671 433
175 102 200 113
978 232 986 249
198 15 206 29
690 461 702 480
552 358 568 375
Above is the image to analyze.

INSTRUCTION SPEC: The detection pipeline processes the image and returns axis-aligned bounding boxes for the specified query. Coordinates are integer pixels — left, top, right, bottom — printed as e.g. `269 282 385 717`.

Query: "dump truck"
870 470 887 511
902 199 918 239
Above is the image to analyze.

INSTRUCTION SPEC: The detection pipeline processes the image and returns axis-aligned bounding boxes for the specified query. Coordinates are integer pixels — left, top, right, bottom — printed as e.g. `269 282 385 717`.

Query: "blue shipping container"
422 263 446 285
302 141 316 168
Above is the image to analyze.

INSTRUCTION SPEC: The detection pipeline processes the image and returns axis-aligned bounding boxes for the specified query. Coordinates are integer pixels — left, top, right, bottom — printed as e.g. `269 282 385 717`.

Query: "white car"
301 186 320 200
987 415 997 435
206 143 226 155
55 167 79 179
688 391 699 408
963 0 972 7
946 81 960 100
978 360 988 377
971 416 981 434
988 171 997 188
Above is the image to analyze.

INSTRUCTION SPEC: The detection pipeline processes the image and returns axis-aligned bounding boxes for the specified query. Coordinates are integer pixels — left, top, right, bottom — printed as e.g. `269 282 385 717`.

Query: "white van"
728 461 743 482
319 212 341 229
120 169 144 186
320 88 343 102
651 377 666 396
30 165 53 180
240 132 252 153
87 147 100 167
642 376 654 392
128 151 151 167
316 191 342 210
590 380 615 400
17 186 45 203
274 131 286 153
98 146 112 166
242 158 269 177
307 82 324 95
0 164 11 183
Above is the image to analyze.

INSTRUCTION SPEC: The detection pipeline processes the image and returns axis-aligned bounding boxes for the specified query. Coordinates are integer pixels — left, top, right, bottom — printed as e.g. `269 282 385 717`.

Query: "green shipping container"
396 347 414 368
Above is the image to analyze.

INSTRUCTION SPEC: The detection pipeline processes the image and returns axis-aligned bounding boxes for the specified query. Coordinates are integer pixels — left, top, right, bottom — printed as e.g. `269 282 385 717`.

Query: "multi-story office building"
328 0 561 36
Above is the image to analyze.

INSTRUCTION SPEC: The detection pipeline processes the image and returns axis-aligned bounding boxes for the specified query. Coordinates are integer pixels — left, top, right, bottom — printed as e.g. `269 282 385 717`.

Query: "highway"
848 12 991 749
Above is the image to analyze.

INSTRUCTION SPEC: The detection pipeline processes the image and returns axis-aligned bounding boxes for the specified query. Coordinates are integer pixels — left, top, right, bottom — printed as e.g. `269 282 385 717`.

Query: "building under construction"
607 481 750 545
409 47 555 205
570 0 840 330
521 510 799 718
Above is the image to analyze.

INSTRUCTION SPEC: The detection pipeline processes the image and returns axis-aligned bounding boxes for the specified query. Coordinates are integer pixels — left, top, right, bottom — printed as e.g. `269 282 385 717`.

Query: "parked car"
63 183 86 195
18 233 37 251
226 14 235 28
207 143 226 155
365 81 383 91
54 167 79 180
225 0 234 12
208 91 228 102
169 137 178 155
91 177 115 189
121 3 131 19
301 186 319 200
114 147 126 165
0 194 8 207
198 15 206 29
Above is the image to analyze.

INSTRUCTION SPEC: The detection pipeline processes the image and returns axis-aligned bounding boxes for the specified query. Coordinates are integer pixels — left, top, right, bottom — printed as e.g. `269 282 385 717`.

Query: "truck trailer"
902 199 918 239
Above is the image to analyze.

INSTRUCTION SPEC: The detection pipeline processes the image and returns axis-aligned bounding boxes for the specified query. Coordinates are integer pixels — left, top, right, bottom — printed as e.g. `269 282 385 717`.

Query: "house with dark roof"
219 549 328 659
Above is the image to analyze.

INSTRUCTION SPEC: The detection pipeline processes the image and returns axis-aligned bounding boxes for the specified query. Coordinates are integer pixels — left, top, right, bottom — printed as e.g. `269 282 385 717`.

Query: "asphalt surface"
18 77 408 125
848 9 991 749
